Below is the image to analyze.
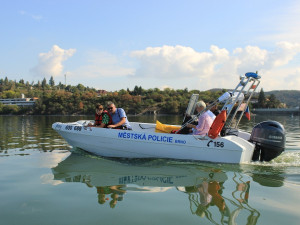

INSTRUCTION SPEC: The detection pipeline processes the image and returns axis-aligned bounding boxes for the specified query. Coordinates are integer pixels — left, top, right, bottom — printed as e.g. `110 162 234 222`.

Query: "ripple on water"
249 150 300 167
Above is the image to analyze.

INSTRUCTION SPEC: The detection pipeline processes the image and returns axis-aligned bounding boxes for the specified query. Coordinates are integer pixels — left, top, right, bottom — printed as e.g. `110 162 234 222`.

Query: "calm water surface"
0 115 300 225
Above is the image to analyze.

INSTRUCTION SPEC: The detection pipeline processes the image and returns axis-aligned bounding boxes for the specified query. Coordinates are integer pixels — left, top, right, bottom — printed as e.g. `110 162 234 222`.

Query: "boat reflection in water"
52 151 260 224
180 174 259 225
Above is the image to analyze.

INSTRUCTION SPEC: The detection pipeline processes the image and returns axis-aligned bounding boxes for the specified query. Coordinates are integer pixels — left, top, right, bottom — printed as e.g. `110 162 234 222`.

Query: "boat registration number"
207 140 224 148
65 125 82 131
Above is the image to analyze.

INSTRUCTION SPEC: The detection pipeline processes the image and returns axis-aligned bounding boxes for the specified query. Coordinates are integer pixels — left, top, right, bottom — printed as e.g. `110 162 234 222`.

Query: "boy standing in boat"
106 101 132 130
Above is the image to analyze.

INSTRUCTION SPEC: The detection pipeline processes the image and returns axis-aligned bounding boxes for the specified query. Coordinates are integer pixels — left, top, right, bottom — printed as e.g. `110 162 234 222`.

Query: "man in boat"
206 101 220 120
106 101 132 130
186 101 214 135
208 101 221 116
88 103 113 128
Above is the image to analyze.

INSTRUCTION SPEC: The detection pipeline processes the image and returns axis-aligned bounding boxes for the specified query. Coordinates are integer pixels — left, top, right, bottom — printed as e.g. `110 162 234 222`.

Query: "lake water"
0 115 300 225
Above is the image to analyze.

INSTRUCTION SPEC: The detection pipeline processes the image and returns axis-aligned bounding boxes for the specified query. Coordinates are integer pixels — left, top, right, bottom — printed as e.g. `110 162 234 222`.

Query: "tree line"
0 76 283 115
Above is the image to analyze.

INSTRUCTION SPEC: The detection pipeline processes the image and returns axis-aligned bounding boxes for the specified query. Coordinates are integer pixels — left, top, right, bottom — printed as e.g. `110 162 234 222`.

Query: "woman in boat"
187 100 214 136
88 103 112 128
106 101 132 130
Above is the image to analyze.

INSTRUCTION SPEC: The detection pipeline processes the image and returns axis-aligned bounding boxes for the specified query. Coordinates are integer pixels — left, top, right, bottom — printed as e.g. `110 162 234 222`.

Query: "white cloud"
31 45 76 77
283 69 300 89
71 51 135 79
131 45 229 79
19 10 43 20
60 43 300 91
130 43 300 91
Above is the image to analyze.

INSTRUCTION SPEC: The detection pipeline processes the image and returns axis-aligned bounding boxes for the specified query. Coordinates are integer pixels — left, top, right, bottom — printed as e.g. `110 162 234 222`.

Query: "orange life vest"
95 110 113 127
208 110 227 139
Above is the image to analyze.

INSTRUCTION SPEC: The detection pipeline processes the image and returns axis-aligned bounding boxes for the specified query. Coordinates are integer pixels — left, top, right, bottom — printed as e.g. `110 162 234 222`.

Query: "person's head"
95 104 104 115
209 101 218 112
107 101 116 113
195 100 206 113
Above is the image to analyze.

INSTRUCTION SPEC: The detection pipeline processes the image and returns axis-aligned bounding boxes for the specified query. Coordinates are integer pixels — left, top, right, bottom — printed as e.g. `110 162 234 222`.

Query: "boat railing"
177 72 261 135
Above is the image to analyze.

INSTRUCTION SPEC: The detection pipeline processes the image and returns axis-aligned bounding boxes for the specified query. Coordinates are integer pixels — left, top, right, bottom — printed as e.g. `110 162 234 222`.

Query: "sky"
1 0 300 92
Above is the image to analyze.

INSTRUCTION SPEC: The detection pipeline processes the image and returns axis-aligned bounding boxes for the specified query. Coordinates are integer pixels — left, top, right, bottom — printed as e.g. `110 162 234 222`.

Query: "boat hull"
52 121 254 164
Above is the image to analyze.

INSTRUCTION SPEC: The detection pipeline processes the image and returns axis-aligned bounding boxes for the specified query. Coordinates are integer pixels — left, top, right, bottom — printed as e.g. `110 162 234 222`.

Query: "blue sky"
1 0 300 91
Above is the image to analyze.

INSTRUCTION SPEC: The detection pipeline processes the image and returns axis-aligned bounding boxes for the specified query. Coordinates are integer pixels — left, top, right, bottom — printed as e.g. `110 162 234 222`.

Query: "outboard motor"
250 121 286 161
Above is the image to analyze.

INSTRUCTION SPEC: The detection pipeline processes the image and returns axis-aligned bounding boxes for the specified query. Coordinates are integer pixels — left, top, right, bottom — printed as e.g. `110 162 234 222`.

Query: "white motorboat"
52 72 286 164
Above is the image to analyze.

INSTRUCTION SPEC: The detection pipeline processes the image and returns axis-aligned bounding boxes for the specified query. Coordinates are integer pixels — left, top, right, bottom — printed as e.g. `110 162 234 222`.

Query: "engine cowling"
250 121 286 161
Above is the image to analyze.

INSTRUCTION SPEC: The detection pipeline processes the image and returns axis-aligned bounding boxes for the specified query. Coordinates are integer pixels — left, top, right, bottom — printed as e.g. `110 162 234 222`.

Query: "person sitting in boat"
106 101 132 130
186 100 214 136
88 103 113 128
208 101 221 116
206 101 219 120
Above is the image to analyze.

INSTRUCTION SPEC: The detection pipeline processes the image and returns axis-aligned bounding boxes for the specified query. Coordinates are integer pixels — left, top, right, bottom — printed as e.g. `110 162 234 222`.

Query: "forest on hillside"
0 76 289 115
266 90 300 108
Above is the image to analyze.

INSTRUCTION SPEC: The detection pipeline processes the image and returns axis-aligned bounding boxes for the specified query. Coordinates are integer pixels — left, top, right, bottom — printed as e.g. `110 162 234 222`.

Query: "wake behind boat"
52 72 286 164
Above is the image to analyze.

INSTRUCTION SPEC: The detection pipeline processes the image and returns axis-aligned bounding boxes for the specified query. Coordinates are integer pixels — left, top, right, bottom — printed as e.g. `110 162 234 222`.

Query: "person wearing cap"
187 100 214 136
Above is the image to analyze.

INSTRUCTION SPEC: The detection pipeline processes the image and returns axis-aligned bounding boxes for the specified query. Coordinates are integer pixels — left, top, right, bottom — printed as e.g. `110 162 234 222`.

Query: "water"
0 115 300 225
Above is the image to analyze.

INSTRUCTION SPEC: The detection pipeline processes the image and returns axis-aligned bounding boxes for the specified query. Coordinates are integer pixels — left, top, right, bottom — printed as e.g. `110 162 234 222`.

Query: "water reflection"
0 116 85 155
52 152 264 224
181 174 260 225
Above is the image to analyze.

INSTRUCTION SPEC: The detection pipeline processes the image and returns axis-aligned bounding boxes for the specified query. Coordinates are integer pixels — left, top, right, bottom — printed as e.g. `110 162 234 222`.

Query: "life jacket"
208 110 227 139
95 110 113 127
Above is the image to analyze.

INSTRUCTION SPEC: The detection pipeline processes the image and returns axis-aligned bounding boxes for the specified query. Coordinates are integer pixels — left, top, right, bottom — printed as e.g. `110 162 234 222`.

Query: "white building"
0 94 37 107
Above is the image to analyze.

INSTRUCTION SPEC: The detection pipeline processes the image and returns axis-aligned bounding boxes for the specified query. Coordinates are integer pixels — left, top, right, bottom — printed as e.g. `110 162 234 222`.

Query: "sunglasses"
107 107 113 110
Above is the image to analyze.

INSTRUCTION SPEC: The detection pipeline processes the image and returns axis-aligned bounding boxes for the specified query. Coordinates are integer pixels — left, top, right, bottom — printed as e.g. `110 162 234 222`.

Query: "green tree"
4 77 8 85
267 94 280 108
42 78 47 89
77 84 85 92
258 88 266 108
49 76 55 87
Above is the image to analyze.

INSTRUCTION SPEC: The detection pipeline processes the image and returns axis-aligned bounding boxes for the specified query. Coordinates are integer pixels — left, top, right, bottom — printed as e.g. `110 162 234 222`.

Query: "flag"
244 106 250 120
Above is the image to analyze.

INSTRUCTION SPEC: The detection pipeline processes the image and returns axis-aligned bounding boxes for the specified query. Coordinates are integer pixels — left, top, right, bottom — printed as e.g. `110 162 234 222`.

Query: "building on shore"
0 94 38 107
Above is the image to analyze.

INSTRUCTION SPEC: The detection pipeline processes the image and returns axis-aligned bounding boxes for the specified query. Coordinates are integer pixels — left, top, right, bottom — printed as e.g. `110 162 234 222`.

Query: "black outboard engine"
250 121 286 161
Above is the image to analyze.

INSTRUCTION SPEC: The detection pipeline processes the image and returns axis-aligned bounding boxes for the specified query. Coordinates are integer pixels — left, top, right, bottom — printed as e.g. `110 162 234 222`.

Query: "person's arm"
187 115 204 130
108 108 127 128
195 115 205 131
108 117 126 128
100 113 110 128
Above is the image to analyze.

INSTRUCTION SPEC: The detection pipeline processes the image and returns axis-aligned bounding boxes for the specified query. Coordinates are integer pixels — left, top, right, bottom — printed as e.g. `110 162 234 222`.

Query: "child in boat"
88 103 112 128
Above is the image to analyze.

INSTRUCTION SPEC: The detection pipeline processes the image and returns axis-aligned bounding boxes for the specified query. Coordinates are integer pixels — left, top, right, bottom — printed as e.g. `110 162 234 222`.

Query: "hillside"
266 90 300 108
207 88 300 108
1 76 299 115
